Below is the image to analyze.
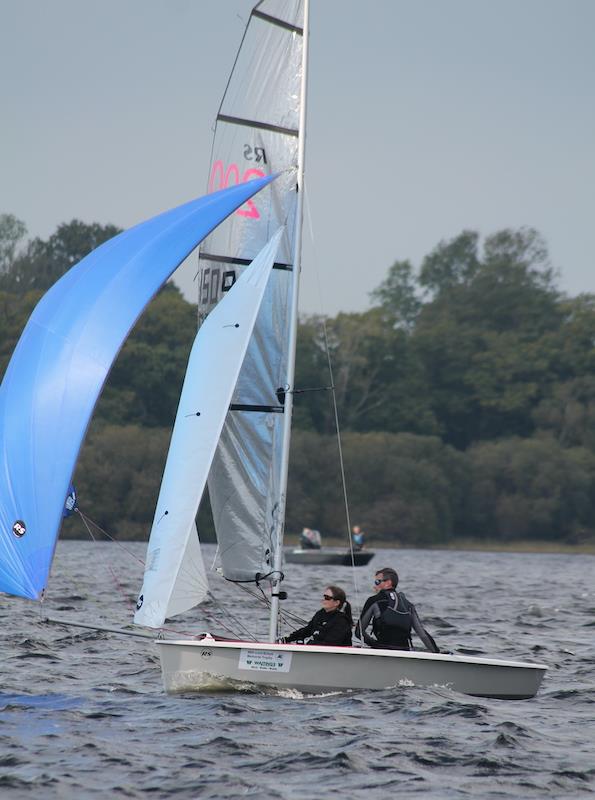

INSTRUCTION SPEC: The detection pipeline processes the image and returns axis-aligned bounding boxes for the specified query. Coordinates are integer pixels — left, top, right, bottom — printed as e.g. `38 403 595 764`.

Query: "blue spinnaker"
62 485 78 518
0 176 275 600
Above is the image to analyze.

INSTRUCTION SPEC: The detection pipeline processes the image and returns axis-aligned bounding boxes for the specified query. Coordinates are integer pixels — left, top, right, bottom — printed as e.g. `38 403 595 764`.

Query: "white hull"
156 638 546 699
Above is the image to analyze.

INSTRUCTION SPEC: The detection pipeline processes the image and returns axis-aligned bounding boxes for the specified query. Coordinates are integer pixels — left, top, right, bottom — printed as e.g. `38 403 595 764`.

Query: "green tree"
293 315 335 433
466 437 595 542
339 432 469 544
369 259 421 330
69 422 171 541
0 289 44 379
287 430 469 545
533 376 595 451
409 227 563 446
419 230 480 295
549 294 595 382
1 219 121 292
0 214 27 274
294 310 438 436
286 429 344 533
97 284 197 427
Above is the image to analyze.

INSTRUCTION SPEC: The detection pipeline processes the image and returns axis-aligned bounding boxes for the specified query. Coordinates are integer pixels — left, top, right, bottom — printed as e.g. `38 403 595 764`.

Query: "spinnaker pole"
268 0 310 643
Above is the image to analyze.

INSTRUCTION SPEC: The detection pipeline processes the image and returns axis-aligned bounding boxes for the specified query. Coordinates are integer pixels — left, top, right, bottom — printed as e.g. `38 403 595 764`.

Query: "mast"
268 0 310 642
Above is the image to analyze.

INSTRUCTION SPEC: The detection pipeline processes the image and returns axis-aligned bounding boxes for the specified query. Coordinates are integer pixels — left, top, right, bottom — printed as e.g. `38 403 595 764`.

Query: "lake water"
0 542 593 798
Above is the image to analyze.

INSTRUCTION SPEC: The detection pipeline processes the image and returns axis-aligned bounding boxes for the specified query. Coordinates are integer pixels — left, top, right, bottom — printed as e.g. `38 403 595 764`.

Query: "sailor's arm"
410 605 439 653
355 601 378 646
284 616 315 643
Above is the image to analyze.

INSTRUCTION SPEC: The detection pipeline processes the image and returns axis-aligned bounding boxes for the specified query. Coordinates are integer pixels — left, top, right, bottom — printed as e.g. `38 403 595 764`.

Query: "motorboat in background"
285 545 375 567
285 526 375 565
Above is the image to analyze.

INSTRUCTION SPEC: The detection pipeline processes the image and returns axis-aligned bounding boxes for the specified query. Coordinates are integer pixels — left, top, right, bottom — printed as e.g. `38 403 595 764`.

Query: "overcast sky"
1 0 593 316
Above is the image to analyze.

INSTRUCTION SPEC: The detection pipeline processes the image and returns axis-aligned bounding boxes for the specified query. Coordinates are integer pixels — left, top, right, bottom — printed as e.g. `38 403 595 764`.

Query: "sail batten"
199 252 293 271
253 8 304 35
217 114 299 137
230 404 284 413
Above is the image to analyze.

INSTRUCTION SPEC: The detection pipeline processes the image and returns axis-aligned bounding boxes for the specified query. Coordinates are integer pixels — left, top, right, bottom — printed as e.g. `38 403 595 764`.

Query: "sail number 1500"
200 266 236 308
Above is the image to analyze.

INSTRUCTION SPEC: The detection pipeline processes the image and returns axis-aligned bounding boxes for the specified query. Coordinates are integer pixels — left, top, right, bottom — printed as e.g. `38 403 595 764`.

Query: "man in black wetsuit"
355 567 439 652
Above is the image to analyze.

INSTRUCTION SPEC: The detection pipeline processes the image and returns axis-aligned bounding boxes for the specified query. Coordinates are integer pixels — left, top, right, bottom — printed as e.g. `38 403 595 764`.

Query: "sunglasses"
322 594 336 601
374 578 386 585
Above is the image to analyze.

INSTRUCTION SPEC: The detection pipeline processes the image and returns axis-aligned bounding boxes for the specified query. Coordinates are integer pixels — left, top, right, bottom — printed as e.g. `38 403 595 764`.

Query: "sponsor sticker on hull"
239 649 292 673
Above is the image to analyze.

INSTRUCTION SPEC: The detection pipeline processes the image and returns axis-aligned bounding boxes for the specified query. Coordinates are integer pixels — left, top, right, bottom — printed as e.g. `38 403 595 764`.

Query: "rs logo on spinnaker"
12 520 26 538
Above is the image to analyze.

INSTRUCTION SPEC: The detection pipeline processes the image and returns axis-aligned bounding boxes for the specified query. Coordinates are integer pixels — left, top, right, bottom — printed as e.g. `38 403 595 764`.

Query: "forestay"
134 229 283 629
0 177 274 601
199 0 304 582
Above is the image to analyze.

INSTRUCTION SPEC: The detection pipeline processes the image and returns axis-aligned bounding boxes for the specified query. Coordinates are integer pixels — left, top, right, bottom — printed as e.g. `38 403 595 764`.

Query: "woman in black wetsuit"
281 585 353 646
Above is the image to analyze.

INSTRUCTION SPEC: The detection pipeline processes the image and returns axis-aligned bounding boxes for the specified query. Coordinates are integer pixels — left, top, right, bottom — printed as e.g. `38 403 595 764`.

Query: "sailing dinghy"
135 0 546 699
0 0 546 700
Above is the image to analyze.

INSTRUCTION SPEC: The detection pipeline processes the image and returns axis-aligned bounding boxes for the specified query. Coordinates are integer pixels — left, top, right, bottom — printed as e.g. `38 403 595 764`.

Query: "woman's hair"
326 585 353 627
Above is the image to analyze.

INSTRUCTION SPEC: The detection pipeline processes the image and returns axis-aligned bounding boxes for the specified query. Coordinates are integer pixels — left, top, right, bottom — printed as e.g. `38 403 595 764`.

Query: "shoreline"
60 534 595 555
421 538 595 555
284 536 595 555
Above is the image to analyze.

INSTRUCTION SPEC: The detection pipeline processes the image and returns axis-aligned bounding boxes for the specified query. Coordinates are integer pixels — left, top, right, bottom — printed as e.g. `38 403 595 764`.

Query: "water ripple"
0 542 593 799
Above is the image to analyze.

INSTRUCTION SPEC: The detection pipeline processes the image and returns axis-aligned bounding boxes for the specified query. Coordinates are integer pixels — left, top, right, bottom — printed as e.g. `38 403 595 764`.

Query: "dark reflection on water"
0 542 593 798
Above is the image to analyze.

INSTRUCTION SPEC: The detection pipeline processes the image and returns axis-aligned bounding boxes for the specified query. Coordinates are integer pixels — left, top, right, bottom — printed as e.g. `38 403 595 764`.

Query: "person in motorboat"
355 567 439 653
300 527 322 550
352 525 365 551
279 585 353 646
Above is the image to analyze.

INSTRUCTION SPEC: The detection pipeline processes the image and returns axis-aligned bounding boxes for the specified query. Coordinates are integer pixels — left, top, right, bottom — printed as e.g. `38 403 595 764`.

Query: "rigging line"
214 8 251 122
303 181 362 615
76 514 242 640
137 584 254 642
76 511 203 628
233 580 308 627
209 543 220 572
210 571 308 637
324 339 361 610
227 577 307 627
205 583 259 642
78 509 208 608
205 572 264 638
222 569 283 585
77 510 137 611
76 509 145 566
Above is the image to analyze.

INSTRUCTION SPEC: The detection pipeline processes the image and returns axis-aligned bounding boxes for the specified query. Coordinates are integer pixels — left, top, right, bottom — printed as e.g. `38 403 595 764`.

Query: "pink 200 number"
209 160 266 219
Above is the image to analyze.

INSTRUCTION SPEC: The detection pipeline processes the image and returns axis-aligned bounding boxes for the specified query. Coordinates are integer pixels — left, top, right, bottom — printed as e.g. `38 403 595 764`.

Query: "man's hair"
376 567 399 588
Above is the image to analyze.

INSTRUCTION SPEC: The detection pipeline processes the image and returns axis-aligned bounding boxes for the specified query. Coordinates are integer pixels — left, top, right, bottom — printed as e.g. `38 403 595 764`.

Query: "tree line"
2 213 595 546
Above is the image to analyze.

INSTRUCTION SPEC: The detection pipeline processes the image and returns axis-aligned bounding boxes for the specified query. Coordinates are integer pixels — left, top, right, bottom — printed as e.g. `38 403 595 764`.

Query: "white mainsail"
135 229 283 629
199 0 305 583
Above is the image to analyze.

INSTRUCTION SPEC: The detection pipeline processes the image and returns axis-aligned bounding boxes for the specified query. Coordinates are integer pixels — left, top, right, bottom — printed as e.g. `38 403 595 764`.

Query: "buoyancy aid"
375 591 413 649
